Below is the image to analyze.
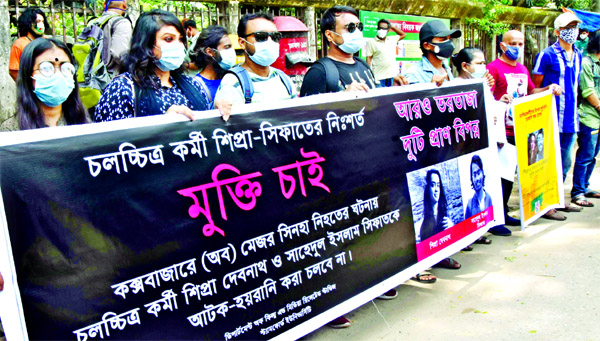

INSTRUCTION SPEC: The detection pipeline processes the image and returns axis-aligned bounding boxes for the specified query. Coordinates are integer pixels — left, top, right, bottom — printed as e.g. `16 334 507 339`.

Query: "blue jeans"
560 132 577 181
571 123 600 198
379 78 393 87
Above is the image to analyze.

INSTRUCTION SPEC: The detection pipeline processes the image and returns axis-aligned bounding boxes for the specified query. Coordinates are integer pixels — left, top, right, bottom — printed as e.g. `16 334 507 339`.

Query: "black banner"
0 82 493 340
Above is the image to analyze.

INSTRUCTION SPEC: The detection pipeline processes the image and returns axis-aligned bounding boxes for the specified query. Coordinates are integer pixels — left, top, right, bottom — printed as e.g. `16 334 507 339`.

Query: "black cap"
419 20 461 42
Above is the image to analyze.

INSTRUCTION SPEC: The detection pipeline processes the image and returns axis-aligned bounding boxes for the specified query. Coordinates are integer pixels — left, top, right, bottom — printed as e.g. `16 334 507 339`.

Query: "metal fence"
524 25 546 71
10 0 101 44
8 0 222 45
463 24 491 59
8 0 552 69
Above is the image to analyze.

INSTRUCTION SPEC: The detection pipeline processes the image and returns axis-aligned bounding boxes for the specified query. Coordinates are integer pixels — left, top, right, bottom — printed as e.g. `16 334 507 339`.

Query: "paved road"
304 166 600 340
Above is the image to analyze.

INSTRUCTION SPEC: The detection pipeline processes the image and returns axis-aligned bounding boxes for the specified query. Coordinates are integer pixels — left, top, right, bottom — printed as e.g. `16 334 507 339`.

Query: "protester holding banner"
533 12 584 212
452 47 507 248
404 19 460 86
571 29 600 206
191 25 236 107
487 29 564 224
94 10 210 122
213 12 295 116
300 6 377 97
400 20 463 269
299 6 399 329
1 38 88 131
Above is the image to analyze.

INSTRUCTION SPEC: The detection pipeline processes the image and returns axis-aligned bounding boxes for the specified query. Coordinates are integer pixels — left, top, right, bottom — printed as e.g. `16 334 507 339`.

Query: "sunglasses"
245 31 282 43
33 61 75 78
343 22 364 33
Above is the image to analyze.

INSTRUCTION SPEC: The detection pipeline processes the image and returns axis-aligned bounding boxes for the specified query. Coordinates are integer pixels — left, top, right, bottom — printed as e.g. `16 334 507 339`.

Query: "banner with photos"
0 81 502 340
513 91 564 227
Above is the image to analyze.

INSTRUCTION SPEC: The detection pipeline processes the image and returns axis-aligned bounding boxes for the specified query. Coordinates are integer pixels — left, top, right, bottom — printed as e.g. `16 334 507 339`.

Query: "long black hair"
17 7 48 37
451 47 483 73
17 38 87 130
423 169 449 225
120 9 207 115
191 25 229 78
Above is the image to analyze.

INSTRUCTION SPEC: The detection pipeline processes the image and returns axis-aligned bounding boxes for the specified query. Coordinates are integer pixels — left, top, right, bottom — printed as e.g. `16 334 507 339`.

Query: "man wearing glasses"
213 12 295 107
299 5 377 97
532 12 584 211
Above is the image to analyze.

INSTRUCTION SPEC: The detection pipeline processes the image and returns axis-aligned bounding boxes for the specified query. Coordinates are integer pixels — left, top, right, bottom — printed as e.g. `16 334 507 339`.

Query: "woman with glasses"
94 9 210 122
1 38 88 131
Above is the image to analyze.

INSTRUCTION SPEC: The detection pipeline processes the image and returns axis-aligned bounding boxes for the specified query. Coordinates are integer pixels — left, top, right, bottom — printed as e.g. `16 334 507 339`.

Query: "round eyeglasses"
33 61 76 78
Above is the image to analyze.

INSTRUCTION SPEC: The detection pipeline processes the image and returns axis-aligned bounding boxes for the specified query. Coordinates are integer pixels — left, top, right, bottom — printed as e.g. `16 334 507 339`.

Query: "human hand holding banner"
0 81 503 340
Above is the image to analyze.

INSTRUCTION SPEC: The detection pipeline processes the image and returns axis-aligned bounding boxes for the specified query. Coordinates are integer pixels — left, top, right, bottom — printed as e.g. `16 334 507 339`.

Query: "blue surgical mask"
155 43 186 71
246 40 279 67
32 72 75 107
502 43 522 61
217 47 237 70
332 29 365 54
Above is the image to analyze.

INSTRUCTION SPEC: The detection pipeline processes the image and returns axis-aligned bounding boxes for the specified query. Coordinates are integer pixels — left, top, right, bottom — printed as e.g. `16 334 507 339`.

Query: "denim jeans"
571 123 600 198
560 132 577 181
379 78 393 87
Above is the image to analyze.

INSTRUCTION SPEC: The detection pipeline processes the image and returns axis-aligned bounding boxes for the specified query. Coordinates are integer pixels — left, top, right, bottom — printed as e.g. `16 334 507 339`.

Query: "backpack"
72 14 121 109
314 56 375 93
226 66 294 104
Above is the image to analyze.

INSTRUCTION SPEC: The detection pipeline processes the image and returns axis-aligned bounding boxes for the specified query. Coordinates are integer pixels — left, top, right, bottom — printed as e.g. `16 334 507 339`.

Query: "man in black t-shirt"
300 6 376 97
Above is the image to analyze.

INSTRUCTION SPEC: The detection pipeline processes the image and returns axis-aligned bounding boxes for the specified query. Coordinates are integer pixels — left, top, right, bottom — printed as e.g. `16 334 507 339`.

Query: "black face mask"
431 40 455 60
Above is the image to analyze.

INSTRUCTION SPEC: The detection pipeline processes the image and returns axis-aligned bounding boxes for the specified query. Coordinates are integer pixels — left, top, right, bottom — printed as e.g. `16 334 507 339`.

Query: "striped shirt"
532 41 582 133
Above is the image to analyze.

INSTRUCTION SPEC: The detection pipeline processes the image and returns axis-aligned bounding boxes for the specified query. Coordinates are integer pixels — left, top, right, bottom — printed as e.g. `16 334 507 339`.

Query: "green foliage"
10 0 215 40
465 0 510 36
553 0 595 10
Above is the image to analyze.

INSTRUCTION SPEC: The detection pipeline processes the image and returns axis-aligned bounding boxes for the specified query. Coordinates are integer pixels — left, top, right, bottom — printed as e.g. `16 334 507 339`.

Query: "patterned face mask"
559 27 579 45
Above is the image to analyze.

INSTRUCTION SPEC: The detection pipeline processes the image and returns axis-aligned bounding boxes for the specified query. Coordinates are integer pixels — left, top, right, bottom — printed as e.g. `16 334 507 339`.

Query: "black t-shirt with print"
300 57 377 97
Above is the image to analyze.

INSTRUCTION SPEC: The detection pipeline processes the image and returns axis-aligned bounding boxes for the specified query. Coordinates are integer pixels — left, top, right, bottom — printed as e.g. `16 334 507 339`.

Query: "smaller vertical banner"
513 91 564 227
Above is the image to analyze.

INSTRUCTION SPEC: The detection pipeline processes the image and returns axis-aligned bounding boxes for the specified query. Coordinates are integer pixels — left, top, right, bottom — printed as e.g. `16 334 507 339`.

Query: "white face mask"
470 64 487 78
246 40 280 67
376 29 388 39
217 47 237 70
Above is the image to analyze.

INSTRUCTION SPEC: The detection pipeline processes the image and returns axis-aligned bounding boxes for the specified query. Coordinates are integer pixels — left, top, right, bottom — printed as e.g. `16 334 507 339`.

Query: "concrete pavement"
304 166 600 340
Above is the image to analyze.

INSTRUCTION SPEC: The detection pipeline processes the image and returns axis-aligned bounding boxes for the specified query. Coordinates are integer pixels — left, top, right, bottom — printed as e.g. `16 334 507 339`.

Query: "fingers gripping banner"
0 81 502 340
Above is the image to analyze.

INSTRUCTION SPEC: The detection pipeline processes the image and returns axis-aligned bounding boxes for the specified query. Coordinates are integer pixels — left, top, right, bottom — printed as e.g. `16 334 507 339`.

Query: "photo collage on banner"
408 148 502 261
